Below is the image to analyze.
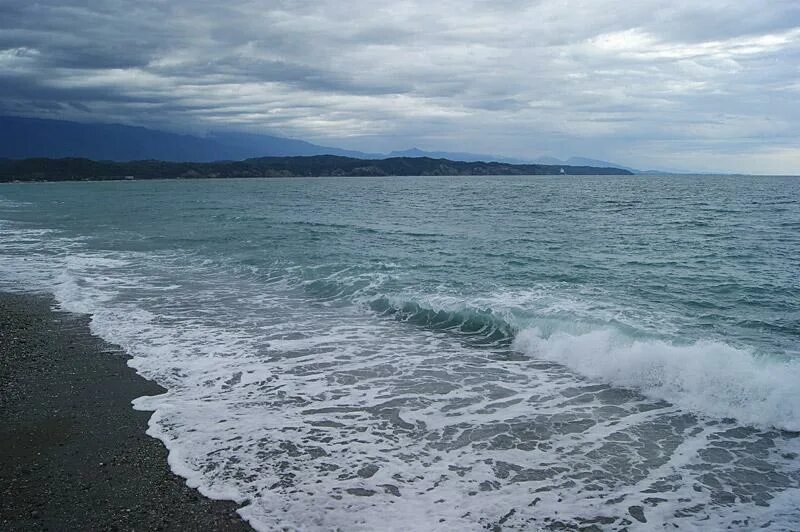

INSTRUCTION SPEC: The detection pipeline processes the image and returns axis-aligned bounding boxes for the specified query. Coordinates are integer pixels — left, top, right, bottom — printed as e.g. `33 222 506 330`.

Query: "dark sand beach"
0 292 252 531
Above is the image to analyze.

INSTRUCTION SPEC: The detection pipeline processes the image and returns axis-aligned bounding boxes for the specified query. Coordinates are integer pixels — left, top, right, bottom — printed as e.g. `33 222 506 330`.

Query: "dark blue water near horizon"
1 174 799 530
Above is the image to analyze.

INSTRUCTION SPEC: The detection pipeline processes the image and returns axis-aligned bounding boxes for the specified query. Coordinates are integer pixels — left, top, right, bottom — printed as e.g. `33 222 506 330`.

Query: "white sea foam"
513 326 800 432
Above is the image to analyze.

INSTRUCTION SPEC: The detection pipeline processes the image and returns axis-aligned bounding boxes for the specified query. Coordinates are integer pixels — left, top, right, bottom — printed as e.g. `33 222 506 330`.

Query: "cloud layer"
2 0 799 172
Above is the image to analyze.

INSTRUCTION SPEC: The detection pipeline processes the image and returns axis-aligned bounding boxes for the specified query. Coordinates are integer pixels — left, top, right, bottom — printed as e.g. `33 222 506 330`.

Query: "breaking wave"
368 295 800 432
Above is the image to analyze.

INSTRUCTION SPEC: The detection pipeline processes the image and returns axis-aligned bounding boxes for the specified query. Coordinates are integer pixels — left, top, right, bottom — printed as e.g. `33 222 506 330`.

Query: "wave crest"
513 327 800 432
368 296 515 346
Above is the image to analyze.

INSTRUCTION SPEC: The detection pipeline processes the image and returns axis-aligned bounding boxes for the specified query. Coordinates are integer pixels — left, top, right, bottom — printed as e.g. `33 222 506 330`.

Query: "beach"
0 291 251 531
1 175 798 529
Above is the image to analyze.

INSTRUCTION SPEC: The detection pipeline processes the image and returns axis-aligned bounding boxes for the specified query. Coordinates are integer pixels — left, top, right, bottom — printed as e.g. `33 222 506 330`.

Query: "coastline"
0 291 252 531
0 154 632 183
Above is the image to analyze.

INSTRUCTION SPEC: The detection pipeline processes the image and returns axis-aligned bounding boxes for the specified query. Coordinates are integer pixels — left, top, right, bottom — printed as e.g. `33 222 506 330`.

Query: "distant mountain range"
1 115 642 172
386 148 532 165
388 148 636 172
0 116 374 162
532 156 638 173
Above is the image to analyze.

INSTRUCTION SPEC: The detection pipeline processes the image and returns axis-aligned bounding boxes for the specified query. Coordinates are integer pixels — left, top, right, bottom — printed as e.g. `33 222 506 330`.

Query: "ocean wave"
368 296 515 346
366 294 800 432
513 327 800 432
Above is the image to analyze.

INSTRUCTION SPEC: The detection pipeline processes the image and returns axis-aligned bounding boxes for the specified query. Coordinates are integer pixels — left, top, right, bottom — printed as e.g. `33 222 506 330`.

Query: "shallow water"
1 175 798 530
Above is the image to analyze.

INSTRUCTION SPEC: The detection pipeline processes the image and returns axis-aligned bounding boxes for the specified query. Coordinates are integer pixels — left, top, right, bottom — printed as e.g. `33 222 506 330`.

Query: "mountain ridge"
0 116 376 162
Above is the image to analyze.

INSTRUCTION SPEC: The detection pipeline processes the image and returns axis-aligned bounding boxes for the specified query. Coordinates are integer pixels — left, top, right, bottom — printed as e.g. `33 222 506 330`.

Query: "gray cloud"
1 0 799 173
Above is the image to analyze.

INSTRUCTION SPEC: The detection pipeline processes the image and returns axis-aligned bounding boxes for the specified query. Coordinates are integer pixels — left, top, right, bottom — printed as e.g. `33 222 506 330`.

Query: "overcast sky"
2 0 799 173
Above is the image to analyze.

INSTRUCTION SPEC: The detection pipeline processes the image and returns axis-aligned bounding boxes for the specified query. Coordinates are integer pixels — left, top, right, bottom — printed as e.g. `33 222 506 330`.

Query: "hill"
0 155 632 182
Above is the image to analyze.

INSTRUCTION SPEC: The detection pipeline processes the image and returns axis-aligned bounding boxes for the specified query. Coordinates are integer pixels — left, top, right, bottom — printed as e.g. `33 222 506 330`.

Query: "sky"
1 0 799 173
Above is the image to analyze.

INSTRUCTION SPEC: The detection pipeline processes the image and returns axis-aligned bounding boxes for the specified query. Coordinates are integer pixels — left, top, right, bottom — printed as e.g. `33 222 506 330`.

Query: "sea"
1 174 798 530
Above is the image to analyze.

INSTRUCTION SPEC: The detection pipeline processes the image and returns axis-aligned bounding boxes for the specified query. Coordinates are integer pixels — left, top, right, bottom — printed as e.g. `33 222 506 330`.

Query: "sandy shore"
0 292 252 531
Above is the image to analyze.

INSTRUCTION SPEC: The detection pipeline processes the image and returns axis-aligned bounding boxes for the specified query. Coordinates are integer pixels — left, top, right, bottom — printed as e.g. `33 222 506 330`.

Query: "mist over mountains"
1 116 634 171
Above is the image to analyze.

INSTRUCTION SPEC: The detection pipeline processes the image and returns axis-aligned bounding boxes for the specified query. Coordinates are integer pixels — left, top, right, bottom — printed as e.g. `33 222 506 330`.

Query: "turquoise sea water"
1 175 799 530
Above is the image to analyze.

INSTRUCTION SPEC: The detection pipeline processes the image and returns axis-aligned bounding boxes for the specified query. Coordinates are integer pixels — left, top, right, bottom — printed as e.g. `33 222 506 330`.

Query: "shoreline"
0 154 632 183
0 291 252 531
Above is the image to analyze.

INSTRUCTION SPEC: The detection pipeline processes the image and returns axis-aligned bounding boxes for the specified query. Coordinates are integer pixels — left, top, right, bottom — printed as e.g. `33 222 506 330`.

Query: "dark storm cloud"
1 0 799 172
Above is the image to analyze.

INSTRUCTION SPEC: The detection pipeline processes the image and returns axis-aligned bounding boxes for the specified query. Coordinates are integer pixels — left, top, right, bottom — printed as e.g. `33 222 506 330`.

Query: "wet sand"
0 292 253 531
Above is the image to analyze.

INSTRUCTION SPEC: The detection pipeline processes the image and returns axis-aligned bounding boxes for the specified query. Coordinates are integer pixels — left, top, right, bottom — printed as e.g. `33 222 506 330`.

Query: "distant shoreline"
0 154 632 182
0 291 252 531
